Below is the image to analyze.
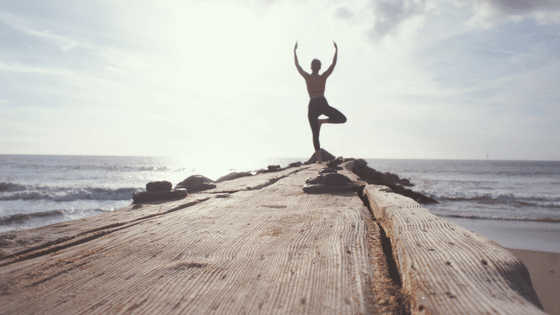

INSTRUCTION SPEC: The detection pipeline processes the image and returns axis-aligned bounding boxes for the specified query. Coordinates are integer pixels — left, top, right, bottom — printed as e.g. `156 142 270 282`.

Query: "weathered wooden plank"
201 165 312 193
0 195 212 260
0 166 312 260
1 165 386 314
364 185 546 315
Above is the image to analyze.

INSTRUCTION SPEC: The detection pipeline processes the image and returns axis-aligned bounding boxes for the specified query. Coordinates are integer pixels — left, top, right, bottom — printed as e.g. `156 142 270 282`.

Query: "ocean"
0 155 301 234
367 159 560 223
1 155 559 251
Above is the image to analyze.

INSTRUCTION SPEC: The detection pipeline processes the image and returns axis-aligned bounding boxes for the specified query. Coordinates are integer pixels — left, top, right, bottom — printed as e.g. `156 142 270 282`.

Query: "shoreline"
1 159 550 314
2 156 558 239
443 217 560 313
445 217 560 253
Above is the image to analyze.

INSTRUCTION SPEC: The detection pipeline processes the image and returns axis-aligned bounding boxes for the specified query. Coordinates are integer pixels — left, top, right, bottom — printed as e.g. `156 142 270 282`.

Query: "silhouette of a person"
294 41 346 163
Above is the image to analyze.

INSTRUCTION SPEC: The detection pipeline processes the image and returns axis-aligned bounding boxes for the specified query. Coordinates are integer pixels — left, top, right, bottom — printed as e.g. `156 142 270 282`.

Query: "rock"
267 165 281 172
305 176 322 185
323 173 352 186
176 175 216 193
307 149 336 163
288 161 303 168
383 172 412 187
387 185 438 205
326 165 342 171
303 184 359 194
351 160 438 204
327 157 344 168
146 181 172 192
352 162 413 187
354 159 368 168
307 173 352 186
132 189 187 204
319 168 338 174
215 171 253 183
303 173 357 194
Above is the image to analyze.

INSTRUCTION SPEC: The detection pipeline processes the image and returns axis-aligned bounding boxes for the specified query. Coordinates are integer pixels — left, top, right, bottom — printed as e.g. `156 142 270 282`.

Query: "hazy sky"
1 0 559 161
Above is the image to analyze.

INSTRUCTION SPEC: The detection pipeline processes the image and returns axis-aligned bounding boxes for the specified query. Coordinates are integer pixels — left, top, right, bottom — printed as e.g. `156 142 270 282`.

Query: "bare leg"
314 119 329 164
315 149 323 164
318 118 329 131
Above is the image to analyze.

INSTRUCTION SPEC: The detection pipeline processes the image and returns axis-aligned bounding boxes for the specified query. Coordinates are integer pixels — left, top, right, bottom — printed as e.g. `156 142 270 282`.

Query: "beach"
445 217 560 314
446 217 560 253
0 160 549 314
1 155 558 313
507 248 560 315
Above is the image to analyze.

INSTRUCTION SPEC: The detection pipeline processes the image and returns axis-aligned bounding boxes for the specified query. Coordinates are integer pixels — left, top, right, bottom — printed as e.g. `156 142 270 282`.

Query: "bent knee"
333 115 347 124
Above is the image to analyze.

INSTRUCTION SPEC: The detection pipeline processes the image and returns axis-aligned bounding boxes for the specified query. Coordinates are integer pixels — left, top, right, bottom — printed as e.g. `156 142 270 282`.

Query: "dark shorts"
308 97 346 151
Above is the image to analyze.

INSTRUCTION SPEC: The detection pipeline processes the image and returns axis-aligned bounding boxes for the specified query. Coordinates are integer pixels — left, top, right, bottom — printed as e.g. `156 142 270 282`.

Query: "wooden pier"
0 161 546 314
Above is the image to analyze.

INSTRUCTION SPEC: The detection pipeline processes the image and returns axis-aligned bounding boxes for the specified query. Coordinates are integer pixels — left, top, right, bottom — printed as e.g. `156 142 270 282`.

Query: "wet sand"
447 217 560 314
507 248 560 315
446 217 560 253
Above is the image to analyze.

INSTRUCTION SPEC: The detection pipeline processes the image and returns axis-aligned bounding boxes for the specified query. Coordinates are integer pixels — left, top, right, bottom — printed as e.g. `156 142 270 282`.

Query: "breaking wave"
0 182 142 202
0 208 114 226
0 209 65 225
440 213 560 224
435 194 560 209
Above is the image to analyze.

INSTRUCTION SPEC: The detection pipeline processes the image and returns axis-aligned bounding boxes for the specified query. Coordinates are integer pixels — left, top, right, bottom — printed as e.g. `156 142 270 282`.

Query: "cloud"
483 0 560 14
461 0 560 27
0 61 77 77
0 11 95 51
362 0 560 42
334 6 354 20
367 0 429 39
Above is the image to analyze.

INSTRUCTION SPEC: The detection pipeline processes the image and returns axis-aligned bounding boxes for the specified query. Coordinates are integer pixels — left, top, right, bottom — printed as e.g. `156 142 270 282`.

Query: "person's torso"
306 74 326 99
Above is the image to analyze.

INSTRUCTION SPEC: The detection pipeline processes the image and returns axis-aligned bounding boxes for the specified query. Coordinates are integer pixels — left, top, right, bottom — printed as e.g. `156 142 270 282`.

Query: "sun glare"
153 3 284 98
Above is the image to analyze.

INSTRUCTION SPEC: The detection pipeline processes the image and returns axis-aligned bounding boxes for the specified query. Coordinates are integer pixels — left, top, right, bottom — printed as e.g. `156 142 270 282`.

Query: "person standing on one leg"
294 41 347 163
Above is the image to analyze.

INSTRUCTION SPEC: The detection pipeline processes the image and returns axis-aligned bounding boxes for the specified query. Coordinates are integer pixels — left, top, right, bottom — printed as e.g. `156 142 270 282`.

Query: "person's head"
311 59 321 72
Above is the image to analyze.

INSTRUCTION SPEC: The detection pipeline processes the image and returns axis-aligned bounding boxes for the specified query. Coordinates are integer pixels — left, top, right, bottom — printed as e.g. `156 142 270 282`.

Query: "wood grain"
364 184 546 315
0 166 310 260
1 165 388 314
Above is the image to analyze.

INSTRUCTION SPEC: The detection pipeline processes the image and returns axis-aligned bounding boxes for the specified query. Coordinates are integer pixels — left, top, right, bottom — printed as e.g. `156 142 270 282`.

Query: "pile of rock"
287 161 303 168
132 181 187 204
351 159 438 204
215 171 253 183
307 149 336 163
266 165 281 172
352 159 412 187
176 175 216 193
256 165 284 174
303 158 359 194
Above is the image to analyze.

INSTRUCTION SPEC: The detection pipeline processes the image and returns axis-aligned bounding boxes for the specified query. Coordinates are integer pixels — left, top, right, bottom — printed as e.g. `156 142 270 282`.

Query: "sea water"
364 159 560 223
365 159 560 252
1 155 559 241
0 155 300 234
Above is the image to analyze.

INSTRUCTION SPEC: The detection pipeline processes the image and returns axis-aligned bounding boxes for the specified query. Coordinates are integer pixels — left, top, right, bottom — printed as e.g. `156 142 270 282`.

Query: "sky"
1 0 559 162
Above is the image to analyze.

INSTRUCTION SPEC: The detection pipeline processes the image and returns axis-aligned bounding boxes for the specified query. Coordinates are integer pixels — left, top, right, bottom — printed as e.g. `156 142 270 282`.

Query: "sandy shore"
507 248 560 315
446 217 560 253
446 217 559 314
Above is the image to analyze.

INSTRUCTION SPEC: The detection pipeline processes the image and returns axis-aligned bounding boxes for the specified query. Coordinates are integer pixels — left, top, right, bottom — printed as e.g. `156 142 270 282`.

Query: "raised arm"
322 41 338 78
294 41 308 78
